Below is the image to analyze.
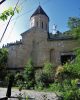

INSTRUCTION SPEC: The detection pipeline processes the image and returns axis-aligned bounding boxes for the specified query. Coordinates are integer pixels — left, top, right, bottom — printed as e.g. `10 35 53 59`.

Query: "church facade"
5 6 79 70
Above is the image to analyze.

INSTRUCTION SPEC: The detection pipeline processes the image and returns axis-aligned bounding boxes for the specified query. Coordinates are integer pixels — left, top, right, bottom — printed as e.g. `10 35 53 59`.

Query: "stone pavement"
0 88 58 100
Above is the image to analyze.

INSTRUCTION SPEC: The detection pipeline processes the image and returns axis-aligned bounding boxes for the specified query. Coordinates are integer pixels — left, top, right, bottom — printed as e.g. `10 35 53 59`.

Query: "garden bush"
23 59 35 89
35 61 55 89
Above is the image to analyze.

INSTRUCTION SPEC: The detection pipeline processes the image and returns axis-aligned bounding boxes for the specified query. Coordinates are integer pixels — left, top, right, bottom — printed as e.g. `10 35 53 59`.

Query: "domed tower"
30 5 49 32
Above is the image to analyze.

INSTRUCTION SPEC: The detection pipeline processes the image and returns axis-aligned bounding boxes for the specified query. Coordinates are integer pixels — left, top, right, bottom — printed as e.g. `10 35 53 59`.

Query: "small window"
46 24 47 29
42 22 43 29
37 22 38 27
50 49 55 63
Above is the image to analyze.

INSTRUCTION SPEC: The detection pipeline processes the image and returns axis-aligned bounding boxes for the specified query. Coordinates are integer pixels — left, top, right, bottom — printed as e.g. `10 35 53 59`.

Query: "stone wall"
7 27 79 69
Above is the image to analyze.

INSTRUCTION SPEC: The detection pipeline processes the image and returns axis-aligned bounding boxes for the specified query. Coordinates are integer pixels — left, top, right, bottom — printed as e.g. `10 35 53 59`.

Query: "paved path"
0 88 58 100
0 88 7 98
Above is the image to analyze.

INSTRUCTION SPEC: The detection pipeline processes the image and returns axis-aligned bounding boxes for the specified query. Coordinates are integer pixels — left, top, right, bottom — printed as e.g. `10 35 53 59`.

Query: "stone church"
5 5 79 70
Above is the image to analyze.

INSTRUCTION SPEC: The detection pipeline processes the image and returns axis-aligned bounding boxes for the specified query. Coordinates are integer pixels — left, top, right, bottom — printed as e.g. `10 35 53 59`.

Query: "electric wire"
0 0 27 45
5 17 18 43
19 0 27 6
0 0 51 25
5 0 27 43
0 0 20 43
1 0 52 44
11 0 51 22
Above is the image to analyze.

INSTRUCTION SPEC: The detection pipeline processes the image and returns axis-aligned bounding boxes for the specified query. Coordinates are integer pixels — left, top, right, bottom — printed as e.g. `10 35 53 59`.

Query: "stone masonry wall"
7 27 79 69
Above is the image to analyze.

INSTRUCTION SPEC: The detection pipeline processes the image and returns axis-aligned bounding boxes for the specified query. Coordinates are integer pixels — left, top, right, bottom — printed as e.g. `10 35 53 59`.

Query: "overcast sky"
0 0 80 47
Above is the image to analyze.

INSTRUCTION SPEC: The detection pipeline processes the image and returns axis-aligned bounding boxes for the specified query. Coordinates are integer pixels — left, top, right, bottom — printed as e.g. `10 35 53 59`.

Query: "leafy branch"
0 6 20 21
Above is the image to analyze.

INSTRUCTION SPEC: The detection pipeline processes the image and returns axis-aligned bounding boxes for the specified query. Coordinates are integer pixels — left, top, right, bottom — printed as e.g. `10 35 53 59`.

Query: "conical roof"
31 5 49 20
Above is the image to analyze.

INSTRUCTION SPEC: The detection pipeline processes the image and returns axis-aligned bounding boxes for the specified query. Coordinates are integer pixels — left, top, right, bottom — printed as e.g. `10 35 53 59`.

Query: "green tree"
53 17 80 100
67 17 80 38
24 59 35 89
65 17 80 78
0 48 8 80
68 17 80 29
67 17 80 78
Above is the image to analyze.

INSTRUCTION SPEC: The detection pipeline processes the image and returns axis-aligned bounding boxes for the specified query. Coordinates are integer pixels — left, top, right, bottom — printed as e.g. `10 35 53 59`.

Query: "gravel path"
0 88 58 100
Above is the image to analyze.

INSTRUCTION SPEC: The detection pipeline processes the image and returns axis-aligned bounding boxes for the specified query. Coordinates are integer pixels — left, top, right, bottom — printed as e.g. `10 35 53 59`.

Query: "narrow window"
42 22 43 29
46 24 47 29
50 49 54 63
37 22 38 27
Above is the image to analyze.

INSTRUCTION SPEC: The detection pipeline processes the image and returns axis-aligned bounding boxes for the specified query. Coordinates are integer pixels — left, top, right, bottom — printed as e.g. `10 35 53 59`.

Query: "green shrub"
35 62 55 90
24 59 35 89
0 48 8 81
61 79 80 100
15 72 24 90
49 83 62 92
36 72 49 88
43 61 55 78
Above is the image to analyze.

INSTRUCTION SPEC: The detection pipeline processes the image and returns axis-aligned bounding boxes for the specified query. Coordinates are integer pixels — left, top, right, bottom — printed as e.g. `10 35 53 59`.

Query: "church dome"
31 5 49 20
